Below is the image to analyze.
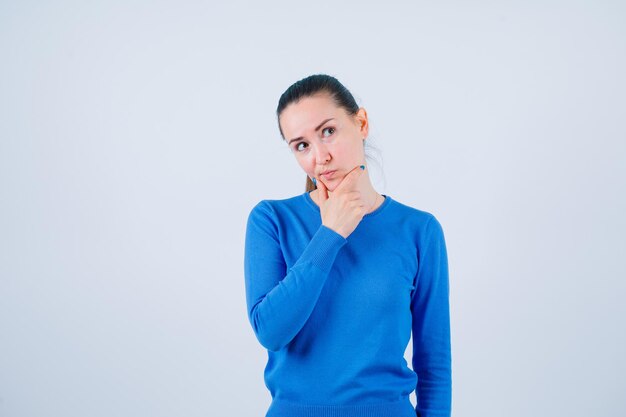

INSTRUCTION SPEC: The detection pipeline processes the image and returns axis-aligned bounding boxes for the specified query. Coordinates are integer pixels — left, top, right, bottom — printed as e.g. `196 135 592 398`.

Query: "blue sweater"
244 191 451 417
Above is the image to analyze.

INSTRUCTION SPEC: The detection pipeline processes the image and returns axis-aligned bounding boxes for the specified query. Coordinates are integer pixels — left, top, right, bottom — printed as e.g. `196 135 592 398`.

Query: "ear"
355 107 369 138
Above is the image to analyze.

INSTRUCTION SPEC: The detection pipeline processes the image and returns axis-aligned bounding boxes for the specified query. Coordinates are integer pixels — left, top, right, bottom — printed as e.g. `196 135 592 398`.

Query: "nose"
313 143 331 164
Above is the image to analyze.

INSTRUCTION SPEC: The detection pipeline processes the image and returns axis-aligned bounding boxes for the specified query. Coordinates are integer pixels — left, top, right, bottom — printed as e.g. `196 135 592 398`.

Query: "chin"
320 179 340 191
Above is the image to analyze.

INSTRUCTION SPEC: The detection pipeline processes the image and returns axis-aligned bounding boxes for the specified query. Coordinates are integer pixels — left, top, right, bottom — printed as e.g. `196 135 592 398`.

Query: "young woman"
244 74 451 417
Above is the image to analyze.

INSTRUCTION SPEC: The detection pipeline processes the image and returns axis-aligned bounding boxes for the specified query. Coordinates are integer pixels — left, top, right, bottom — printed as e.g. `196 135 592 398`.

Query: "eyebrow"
287 118 335 145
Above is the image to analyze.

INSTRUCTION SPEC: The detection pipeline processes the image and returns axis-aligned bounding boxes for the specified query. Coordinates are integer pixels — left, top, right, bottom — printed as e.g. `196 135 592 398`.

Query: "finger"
334 164 365 194
316 176 329 201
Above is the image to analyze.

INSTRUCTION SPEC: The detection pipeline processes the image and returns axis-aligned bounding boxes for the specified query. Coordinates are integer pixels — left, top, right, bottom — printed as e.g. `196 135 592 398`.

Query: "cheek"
296 155 315 174
330 144 351 163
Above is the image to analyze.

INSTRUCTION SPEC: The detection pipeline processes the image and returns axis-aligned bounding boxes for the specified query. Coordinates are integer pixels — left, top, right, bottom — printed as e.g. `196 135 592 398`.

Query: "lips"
321 170 336 179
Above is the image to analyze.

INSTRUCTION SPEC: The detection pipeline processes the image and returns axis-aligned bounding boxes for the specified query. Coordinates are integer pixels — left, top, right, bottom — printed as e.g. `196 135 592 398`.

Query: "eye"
294 142 308 152
322 127 335 137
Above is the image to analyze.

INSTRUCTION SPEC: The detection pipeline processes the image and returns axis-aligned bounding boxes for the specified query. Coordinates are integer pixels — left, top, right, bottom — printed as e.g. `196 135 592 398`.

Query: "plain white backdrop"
1 1 624 416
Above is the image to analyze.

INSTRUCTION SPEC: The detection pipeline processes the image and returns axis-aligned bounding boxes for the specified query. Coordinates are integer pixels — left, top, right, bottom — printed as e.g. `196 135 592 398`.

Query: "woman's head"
276 74 371 192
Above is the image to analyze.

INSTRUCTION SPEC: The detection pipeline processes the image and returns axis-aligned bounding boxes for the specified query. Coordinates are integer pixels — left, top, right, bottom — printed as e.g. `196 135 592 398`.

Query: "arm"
244 201 347 352
410 215 452 417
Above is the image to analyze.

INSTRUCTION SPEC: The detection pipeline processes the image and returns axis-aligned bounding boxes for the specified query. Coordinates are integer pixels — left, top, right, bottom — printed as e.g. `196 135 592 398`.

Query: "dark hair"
276 74 377 192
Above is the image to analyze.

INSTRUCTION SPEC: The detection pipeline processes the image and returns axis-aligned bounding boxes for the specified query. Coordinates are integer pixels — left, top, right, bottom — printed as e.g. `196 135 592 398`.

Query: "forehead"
280 94 343 138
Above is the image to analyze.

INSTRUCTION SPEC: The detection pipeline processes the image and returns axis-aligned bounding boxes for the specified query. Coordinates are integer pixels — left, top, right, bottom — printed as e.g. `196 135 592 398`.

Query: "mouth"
320 170 336 179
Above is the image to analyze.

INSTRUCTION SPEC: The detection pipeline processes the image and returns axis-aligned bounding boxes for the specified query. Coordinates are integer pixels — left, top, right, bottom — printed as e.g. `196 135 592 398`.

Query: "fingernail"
360 165 365 170
312 177 317 185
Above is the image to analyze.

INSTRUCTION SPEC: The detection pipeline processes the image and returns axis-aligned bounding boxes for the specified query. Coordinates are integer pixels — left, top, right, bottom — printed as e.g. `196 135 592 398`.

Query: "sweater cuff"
296 224 347 273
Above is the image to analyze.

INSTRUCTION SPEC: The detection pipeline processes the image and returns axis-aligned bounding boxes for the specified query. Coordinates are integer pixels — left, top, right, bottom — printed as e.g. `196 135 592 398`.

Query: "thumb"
316 176 329 202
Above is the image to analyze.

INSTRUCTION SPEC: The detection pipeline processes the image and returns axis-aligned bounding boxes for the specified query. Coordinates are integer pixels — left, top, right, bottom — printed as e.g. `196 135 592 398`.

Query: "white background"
1 1 625 416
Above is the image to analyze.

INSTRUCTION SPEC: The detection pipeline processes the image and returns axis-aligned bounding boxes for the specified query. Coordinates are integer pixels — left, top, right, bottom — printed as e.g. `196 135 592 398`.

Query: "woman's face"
279 93 369 191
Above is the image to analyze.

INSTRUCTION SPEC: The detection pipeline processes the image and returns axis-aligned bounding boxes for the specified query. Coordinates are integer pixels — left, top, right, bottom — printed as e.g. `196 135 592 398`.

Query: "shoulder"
386 196 446 244
248 193 305 213
387 196 441 227
247 193 308 225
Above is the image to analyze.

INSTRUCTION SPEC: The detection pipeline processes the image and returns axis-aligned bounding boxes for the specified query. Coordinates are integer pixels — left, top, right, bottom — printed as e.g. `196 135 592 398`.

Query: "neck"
326 186 379 201
314 177 382 213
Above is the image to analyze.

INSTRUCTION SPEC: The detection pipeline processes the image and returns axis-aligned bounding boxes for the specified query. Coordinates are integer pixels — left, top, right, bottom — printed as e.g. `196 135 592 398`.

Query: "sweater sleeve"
244 201 348 352
410 215 452 417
